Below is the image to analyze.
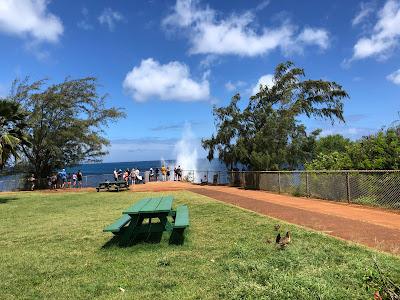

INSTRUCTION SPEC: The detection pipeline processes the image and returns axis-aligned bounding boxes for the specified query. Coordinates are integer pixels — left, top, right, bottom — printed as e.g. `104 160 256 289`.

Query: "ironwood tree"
7 77 125 179
202 61 349 170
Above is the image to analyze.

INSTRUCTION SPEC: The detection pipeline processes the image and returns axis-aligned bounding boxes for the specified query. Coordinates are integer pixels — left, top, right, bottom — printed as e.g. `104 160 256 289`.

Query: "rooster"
276 231 291 248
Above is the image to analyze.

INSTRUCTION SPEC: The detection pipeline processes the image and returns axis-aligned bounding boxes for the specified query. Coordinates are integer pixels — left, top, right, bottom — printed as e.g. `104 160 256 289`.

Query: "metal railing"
227 170 400 210
0 170 230 192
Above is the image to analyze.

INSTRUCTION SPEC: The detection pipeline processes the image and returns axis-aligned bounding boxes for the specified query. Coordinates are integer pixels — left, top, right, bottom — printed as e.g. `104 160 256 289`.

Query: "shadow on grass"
0 197 17 204
101 231 164 249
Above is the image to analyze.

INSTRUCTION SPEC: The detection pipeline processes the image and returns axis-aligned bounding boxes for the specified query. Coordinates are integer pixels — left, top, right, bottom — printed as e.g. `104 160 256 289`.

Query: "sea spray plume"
174 123 198 181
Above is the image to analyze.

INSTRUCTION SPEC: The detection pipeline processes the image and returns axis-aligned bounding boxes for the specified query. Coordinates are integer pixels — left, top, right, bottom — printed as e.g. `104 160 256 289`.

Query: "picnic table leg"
119 215 143 246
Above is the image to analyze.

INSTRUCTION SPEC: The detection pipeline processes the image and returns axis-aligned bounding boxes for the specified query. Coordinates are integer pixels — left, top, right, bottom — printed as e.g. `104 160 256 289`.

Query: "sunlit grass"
0 190 399 299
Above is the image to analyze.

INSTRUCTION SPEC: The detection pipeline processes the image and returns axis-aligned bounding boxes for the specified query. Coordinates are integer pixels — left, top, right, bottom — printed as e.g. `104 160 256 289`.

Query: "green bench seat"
97 181 129 192
103 214 131 234
169 205 189 245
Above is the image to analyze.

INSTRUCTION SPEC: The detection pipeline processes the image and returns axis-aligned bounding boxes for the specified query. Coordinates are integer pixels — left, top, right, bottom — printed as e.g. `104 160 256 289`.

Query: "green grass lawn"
0 190 399 299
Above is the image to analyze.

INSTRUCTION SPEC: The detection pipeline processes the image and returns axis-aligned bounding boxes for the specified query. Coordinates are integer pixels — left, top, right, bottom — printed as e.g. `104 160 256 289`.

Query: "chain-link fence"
228 170 400 210
3 169 398 211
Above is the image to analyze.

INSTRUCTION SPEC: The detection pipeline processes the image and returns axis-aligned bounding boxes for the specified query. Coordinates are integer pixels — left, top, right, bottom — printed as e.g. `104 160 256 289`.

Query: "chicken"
276 231 291 248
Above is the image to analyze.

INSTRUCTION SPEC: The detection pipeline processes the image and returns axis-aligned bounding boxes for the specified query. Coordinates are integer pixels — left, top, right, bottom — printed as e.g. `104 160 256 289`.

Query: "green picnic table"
103 196 189 246
96 180 129 192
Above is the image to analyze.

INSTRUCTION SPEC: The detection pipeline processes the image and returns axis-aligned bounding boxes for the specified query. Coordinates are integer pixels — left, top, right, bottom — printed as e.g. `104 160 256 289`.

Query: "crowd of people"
47 169 84 189
113 168 144 185
113 165 183 185
149 165 182 182
26 164 185 191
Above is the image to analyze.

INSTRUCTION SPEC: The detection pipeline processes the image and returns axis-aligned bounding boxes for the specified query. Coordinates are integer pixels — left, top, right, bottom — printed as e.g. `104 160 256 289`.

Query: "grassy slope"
0 190 399 299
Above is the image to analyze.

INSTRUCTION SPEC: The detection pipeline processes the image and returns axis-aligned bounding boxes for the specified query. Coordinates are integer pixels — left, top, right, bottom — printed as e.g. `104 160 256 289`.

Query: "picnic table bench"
96 180 129 192
103 196 189 245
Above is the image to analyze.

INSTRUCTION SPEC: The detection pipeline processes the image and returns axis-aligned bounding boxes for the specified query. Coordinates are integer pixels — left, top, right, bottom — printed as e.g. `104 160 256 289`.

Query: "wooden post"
306 172 310 197
278 172 281 194
346 172 351 203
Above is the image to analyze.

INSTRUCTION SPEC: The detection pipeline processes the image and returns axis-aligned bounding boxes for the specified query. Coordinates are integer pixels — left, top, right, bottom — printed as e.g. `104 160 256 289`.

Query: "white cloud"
98 8 123 31
352 0 400 60
387 69 400 85
0 0 63 43
352 2 375 26
162 0 330 57
225 80 246 92
297 27 329 50
251 74 274 95
123 58 210 102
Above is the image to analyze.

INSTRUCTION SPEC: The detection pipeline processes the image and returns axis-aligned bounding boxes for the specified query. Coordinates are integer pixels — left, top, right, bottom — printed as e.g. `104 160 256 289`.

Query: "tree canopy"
202 61 349 170
306 127 400 170
6 77 125 179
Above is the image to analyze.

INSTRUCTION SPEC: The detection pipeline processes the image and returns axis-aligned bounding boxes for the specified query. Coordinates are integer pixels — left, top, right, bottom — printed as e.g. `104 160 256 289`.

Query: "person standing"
72 172 77 188
166 166 171 181
135 168 140 181
123 169 129 184
161 165 166 181
177 165 182 181
174 166 177 181
51 174 57 189
60 169 67 188
149 168 154 182
28 174 36 191
67 173 72 188
131 168 136 185
77 170 83 188
155 168 159 181
113 169 118 181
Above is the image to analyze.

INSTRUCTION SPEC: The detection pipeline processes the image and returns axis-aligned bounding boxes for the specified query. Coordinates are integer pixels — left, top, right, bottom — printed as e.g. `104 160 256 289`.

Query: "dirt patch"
189 188 400 255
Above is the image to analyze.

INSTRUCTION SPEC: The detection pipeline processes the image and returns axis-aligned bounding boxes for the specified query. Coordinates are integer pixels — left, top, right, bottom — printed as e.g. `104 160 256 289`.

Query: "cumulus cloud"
297 28 329 50
251 74 274 95
123 58 210 102
0 0 63 43
387 69 400 84
162 0 329 57
351 0 400 60
98 8 123 31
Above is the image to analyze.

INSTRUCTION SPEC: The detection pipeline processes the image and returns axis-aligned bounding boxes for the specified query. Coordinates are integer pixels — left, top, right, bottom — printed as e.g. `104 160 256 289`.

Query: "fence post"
207 170 209 183
218 171 221 185
346 172 351 203
278 172 281 194
306 172 310 197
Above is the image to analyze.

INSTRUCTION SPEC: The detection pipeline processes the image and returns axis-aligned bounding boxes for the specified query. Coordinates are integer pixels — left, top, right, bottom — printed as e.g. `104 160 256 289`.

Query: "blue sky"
0 0 399 162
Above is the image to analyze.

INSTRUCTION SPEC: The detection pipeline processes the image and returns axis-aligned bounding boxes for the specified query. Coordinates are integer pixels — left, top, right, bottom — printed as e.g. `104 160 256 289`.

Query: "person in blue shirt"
60 169 67 188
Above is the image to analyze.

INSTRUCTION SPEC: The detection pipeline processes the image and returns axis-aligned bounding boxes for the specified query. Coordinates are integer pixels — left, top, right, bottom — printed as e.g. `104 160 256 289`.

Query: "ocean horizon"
65 158 227 175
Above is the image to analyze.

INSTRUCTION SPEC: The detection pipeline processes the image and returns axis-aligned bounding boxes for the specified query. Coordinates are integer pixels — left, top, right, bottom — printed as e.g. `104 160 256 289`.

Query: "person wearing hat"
149 168 154 182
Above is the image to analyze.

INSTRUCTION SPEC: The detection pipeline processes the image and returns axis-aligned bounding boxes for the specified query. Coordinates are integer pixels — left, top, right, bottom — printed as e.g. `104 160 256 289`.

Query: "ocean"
65 159 227 175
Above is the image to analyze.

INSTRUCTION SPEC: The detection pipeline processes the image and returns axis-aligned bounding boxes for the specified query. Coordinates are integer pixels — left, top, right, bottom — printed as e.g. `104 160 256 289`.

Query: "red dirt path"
34 181 400 254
